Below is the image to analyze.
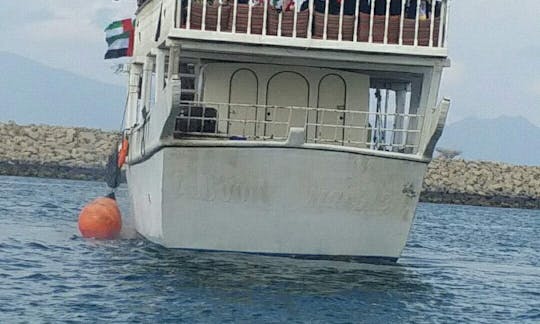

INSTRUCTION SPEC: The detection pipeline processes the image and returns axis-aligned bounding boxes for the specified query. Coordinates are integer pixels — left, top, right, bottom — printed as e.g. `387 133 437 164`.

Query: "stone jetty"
423 159 539 209
0 122 538 209
0 122 119 180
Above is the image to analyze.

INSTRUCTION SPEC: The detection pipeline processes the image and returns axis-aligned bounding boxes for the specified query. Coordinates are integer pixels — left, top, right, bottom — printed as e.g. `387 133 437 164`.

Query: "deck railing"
173 101 425 152
174 0 449 48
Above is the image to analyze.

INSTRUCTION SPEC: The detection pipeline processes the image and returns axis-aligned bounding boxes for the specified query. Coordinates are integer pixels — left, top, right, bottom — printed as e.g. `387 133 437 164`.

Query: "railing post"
307 0 314 39
416 113 425 153
393 90 407 149
444 0 450 48
384 88 390 148
202 0 207 31
293 1 298 38
323 0 329 40
247 1 253 34
438 0 446 47
287 106 293 135
201 103 206 133
272 105 278 138
214 104 217 134
233 0 237 33
278 9 283 36
319 108 325 143
369 0 375 43
186 0 192 29
384 0 390 44
338 0 344 41
399 0 406 45
304 107 310 142
333 109 339 143
242 105 248 137
217 0 222 32
254 104 259 136
414 0 420 46
353 0 360 42
186 103 192 131
429 0 436 47
263 0 268 36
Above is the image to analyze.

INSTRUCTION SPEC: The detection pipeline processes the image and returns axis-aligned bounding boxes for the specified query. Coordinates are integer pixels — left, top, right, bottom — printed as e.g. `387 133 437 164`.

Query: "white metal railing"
172 0 449 48
173 101 425 152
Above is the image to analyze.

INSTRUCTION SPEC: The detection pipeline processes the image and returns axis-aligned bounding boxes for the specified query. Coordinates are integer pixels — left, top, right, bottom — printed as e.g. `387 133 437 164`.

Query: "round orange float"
78 197 122 239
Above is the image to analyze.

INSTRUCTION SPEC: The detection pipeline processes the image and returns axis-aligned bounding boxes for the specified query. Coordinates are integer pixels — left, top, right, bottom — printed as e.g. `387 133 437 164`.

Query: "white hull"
127 144 428 261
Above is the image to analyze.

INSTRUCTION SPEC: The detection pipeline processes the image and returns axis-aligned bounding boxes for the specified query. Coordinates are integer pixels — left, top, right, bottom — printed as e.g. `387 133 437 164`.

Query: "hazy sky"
1 0 539 126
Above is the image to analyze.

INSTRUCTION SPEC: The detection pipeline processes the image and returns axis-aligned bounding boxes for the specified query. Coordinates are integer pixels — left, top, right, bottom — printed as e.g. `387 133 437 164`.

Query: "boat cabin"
126 0 450 155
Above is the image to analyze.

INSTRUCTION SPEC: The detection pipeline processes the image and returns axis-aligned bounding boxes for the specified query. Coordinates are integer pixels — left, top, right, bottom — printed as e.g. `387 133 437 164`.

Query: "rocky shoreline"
0 122 119 181
1 122 538 209
423 159 539 209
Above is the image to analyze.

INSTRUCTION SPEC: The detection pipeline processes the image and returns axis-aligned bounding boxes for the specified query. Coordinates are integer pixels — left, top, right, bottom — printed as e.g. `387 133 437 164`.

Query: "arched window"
228 69 259 136
265 71 310 138
316 74 347 144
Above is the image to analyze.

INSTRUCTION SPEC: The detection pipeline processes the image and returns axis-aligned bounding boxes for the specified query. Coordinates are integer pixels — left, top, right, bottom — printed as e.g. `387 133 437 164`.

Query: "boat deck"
172 101 424 153
135 0 449 59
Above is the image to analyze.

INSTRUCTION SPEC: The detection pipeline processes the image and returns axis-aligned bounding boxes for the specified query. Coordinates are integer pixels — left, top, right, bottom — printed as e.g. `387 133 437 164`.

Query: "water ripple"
0 176 538 323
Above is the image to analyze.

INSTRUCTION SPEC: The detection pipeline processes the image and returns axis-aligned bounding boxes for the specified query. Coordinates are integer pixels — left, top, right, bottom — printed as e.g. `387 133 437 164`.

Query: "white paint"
129 145 427 258
126 150 165 243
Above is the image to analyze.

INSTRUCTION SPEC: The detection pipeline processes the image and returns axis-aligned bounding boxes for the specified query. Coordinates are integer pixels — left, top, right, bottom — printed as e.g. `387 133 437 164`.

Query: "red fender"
117 138 129 168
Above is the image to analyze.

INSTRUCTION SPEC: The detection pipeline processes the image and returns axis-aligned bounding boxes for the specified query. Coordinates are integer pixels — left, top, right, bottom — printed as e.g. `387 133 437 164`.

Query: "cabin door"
228 69 259 137
265 72 310 139
317 74 346 144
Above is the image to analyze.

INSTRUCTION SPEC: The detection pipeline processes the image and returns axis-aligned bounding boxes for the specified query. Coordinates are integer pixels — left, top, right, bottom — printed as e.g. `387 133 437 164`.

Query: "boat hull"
127 145 427 260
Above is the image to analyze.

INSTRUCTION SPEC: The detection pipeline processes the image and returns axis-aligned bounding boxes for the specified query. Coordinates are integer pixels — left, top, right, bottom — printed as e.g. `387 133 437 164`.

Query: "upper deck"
135 0 449 59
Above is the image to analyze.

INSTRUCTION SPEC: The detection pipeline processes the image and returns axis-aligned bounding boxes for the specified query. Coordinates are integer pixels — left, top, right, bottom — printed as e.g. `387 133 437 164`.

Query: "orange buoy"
78 197 122 239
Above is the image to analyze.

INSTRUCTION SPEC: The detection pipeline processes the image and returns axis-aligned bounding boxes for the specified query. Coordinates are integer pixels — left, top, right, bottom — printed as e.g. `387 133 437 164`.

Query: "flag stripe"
127 29 134 56
122 19 134 33
105 21 123 31
106 27 125 39
105 48 128 59
106 31 131 45
108 38 130 50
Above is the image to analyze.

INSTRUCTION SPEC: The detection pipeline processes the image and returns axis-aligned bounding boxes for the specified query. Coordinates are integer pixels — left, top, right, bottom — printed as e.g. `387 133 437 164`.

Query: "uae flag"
104 19 134 59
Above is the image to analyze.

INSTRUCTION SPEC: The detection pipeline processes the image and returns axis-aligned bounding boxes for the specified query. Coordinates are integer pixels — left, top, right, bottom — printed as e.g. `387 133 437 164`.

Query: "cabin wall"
133 0 163 58
202 63 370 143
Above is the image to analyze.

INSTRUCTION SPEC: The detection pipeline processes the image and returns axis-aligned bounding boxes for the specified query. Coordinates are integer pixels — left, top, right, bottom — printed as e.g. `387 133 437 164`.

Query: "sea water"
0 176 538 323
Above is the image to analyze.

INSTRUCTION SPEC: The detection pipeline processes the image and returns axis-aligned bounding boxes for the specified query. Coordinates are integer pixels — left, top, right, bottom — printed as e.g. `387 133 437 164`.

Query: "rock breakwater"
0 122 119 181
0 122 538 209
423 159 539 209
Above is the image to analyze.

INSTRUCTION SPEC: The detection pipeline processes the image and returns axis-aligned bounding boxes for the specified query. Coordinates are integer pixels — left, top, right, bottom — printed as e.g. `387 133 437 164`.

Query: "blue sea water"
0 176 538 323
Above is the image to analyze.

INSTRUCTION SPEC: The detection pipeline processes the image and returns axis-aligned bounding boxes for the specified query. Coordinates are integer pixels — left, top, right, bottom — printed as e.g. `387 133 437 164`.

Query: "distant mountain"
0 52 125 130
437 116 540 166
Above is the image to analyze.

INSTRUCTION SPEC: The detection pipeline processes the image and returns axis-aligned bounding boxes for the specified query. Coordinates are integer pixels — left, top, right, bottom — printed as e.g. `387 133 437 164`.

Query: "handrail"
169 0 449 50
172 101 427 153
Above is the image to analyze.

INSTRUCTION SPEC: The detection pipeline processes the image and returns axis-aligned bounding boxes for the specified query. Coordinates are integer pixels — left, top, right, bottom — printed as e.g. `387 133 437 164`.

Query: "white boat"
124 0 451 263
